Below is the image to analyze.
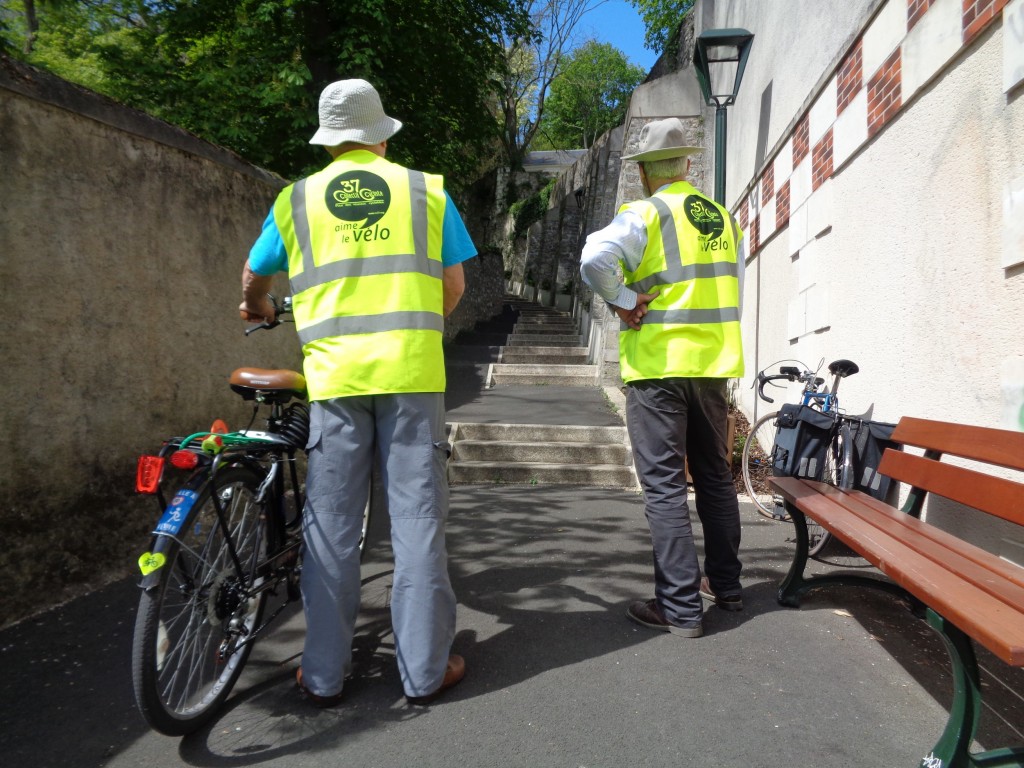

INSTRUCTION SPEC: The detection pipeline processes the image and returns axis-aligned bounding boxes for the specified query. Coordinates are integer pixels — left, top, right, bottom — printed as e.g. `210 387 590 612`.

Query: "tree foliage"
3 1 658 186
534 39 643 149
494 0 607 171
4 0 533 186
628 0 694 56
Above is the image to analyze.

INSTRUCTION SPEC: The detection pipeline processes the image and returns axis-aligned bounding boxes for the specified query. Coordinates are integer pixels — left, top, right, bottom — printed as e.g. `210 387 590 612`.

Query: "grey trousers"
299 392 456 699
626 378 742 625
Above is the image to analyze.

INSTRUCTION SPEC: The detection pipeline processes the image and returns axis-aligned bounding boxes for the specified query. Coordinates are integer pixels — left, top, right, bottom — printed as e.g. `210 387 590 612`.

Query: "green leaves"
536 39 644 150
627 0 695 55
6 0 530 184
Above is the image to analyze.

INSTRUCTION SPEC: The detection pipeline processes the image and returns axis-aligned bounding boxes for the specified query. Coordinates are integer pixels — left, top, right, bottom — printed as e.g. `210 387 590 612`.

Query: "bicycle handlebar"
754 363 828 404
244 295 293 336
755 370 796 404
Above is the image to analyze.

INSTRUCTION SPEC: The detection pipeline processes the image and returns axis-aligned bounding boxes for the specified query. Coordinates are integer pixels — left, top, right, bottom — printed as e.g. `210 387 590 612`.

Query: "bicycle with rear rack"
740 358 860 558
130 296 371 736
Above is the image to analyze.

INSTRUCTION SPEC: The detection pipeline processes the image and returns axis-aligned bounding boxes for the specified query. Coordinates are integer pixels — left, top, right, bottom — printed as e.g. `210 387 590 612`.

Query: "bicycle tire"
741 411 790 520
807 421 854 558
132 465 268 735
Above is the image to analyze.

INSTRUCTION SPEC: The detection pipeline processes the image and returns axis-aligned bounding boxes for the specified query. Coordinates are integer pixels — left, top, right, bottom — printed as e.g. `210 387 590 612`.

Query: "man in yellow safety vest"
580 118 745 638
240 79 475 705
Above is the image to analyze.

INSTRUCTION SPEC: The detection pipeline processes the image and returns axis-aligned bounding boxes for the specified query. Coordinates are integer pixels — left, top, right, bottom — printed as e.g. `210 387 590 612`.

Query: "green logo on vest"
683 194 729 252
325 171 391 228
683 195 724 239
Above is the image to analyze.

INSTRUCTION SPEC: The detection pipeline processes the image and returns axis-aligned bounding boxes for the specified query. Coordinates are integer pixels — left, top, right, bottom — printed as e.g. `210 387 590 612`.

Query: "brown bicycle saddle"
229 367 307 402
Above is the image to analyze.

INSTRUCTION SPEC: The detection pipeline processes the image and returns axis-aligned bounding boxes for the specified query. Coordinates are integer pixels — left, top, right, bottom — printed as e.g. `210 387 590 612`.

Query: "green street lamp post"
692 29 755 206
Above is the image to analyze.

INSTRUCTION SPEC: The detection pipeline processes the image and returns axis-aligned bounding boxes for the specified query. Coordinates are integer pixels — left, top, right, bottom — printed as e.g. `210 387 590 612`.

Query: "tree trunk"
23 0 39 55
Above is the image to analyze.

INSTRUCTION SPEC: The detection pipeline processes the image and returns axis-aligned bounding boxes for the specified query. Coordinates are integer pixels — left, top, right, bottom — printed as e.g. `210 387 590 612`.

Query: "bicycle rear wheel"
741 411 790 520
132 465 267 735
807 421 853 558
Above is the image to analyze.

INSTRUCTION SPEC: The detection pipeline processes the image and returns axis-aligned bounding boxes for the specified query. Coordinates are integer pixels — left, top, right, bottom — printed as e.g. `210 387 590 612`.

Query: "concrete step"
513 324 578 335
452 439 629 465
498 350 589 365
487 363 598 387
514 316 577 325
452 423 627 442
490 363 597 376
501 345 589 356
447 423 635 487
506 334 583 346
448 461 636 487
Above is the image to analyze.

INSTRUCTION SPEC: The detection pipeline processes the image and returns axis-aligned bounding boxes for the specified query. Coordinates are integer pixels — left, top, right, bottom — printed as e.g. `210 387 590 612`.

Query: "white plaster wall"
738 21 1024 432
698 0 882 209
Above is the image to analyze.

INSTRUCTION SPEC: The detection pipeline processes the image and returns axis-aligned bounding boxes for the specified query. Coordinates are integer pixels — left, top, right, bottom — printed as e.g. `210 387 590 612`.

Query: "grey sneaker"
699 577 743 612
626 599 703 637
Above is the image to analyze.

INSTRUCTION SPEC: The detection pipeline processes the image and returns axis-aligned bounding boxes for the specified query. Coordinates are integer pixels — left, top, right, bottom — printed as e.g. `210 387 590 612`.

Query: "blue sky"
576 0 659 73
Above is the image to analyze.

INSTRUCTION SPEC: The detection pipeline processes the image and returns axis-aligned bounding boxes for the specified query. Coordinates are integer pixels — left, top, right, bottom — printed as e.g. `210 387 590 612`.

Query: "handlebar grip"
756 372 775 404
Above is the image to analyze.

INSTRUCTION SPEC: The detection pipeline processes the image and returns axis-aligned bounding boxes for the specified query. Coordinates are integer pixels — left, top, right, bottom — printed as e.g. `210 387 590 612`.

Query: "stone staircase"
445 296 637 489
447 423 635 487
485 302 598 387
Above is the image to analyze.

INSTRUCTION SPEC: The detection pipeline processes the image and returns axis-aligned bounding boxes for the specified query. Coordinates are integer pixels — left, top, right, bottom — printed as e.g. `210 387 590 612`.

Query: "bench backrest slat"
873 453 1024 532
890 417 1024 472
878 417 1024 527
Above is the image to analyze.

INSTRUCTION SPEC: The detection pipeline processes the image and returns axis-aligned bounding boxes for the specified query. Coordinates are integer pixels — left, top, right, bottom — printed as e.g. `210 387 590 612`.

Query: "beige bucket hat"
309 79 403 146
622 118 703 162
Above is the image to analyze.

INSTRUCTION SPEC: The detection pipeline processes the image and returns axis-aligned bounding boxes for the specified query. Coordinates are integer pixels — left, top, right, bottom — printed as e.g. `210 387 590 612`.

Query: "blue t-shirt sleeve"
441 191 477 267
247 209 288 275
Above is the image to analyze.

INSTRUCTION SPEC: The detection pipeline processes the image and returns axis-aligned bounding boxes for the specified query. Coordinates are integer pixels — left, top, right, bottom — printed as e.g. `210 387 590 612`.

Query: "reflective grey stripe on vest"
625 196 739 293
291 178 315 276
619 306 740 330
628 261 738 294
297 310 444 345
289 169 434 296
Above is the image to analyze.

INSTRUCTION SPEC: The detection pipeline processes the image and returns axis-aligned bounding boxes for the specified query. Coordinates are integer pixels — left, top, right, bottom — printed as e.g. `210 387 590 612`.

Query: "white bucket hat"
622 118 703 162
309 79 403 146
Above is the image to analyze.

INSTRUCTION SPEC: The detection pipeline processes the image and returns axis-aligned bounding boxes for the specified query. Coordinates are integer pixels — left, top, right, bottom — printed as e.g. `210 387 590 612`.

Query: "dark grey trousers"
626 377 742 625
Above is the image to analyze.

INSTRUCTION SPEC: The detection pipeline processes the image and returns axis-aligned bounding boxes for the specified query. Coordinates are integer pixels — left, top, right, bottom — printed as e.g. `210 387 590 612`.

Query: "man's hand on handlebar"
238 295 277 324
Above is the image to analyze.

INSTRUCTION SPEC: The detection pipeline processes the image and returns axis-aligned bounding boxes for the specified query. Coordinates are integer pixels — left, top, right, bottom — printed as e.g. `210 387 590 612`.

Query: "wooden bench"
769 417 1024 768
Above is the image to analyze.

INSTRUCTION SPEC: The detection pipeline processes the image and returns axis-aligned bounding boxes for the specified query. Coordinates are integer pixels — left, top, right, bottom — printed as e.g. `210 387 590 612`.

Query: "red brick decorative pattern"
761 163 775 203
793 114 811 166
963 0 1008 44
837 40 863 114
867 49 902 138
737 0 1008 254
812 129 834 191
908 0 935 30
776 180 791 230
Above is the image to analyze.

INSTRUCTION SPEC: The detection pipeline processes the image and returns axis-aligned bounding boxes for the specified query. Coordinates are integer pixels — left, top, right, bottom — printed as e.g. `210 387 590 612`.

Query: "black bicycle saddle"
828 359 860 378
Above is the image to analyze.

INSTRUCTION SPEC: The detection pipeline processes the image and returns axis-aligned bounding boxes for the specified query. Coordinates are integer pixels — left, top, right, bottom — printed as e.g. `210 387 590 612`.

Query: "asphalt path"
6 484 1010 768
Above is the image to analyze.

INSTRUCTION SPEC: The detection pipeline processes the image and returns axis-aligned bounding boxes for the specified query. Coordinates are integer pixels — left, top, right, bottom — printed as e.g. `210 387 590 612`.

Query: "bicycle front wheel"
132 465 268 735
807 421 854 558
742 411 790 520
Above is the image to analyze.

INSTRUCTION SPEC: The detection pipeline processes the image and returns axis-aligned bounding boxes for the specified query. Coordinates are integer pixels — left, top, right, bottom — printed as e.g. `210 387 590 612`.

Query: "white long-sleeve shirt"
580 200 746 315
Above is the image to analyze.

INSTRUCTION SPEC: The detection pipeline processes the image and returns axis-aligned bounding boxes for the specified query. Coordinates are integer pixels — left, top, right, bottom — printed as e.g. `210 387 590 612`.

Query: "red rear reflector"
210 419 229 434
169 450 200 470
136 456 165 494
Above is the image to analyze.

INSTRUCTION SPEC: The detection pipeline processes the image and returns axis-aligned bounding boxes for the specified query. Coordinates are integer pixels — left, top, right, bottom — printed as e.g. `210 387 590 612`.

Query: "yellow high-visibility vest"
618 181 744 382
273 150 446 400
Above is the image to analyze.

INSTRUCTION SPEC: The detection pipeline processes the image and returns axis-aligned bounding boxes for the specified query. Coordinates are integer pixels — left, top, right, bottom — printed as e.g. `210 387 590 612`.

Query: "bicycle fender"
137 473 208 590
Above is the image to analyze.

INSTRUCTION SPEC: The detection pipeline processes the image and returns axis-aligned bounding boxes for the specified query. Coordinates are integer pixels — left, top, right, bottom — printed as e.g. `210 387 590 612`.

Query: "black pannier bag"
850 419 902 502
771 403 836 480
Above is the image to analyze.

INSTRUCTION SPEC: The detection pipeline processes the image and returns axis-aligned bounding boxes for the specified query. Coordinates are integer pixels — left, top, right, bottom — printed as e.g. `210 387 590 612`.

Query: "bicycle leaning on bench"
741 358 861 557
130 297 371 736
